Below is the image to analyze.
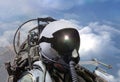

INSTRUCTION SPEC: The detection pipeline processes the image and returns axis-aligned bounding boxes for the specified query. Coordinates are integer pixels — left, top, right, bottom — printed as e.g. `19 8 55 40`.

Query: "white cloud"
1 0 119 21
95 69 120 82
79 22 120 57
0 0 54 19
0 21 20 30
0 0 29 18
0 30 14 47
0 0 105 20
78 22 120 82
29 0 84 10
0 21 21 47
0 20 38 47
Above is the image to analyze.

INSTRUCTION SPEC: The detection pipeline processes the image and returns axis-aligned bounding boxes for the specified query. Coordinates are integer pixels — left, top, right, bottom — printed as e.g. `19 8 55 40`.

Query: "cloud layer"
79 22 120 57
78 22 120 82
1 0 119 21
0 19 120 82
95 69 120 82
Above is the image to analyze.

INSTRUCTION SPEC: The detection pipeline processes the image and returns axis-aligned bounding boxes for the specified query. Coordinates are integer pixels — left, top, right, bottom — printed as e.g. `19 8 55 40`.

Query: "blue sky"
0 0 120 82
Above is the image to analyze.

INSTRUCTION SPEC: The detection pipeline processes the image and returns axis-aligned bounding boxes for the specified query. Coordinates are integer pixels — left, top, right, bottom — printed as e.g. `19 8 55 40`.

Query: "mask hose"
69 61 79 82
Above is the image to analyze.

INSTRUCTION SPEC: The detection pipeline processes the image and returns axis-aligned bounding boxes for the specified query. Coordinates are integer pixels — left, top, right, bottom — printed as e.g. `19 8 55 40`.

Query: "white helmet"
39 19 80 64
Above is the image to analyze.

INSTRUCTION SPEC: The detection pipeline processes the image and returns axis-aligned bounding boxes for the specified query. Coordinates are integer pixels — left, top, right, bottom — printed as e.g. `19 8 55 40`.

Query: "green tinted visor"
52 28 80 54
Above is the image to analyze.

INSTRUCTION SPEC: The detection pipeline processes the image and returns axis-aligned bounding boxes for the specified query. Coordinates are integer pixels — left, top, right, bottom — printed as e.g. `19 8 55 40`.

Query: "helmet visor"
52 28 80 54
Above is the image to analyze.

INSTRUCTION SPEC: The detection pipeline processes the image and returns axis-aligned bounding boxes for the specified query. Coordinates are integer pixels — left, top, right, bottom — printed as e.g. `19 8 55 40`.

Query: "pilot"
6 18 105 82
38 20 107 82
38 20 81 82
17 19 84 82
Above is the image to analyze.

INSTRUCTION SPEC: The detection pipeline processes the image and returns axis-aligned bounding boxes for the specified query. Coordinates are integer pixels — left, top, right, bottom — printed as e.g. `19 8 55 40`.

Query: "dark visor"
52 28 80 54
